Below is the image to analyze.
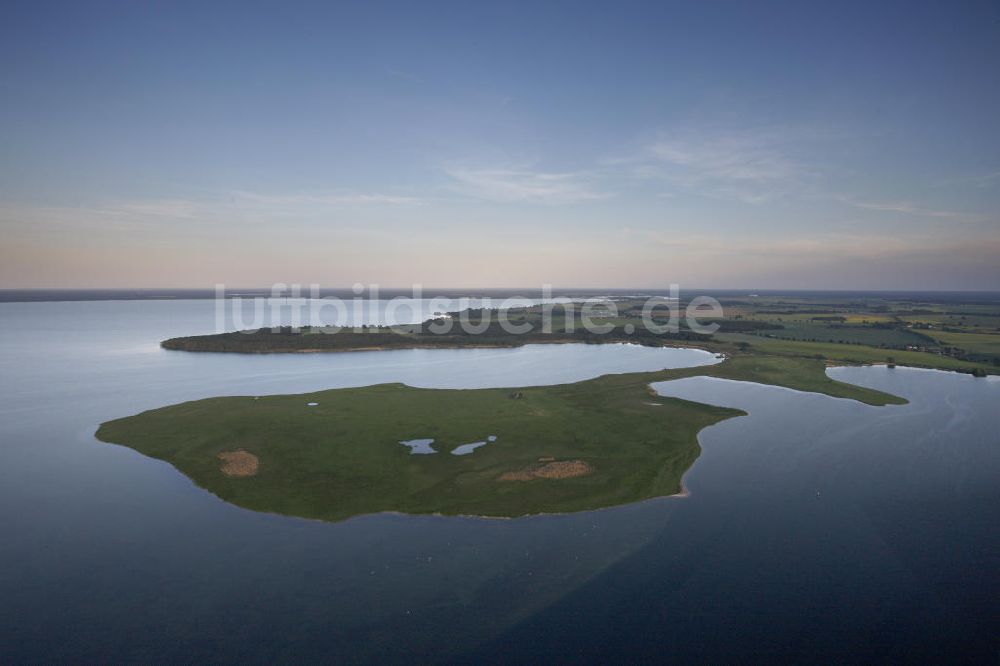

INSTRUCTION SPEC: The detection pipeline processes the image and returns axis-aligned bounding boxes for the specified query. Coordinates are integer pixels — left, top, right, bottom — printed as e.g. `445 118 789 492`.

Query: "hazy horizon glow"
1 1 998 290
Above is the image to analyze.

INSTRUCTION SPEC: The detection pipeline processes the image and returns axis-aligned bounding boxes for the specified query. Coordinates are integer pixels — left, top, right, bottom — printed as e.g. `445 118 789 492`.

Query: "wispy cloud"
852 200 961 218
445 167 608 203
0 189 424 237
385 66 422 84
635 128 815 204
94 199 204 219
973 171 1000 188
642 229 1000 267
937 170 1000 189
228 190 423 207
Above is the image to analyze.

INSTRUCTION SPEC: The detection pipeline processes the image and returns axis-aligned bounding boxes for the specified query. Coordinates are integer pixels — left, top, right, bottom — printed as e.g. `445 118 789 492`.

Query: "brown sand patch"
217 450 259 477
498 459 593 481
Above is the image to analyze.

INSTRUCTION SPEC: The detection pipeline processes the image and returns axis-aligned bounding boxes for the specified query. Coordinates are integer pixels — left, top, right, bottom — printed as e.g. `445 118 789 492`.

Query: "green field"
714 333 988 373
95 356 904 522
898 313 1000 331
920 330 1000 355
753 323 931 347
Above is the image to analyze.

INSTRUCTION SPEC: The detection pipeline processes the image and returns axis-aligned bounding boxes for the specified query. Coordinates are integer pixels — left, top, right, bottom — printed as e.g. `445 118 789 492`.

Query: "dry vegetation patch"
217 450 259 477
498 459 593 481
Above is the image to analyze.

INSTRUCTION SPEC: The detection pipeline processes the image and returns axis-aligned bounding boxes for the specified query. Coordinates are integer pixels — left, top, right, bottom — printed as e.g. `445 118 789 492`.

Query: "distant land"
3 288 1000 303
162 294 1000 376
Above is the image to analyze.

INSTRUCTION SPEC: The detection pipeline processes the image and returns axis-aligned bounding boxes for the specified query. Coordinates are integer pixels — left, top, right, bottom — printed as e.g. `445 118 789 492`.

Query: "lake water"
399 438 438 455
0 300 997 662
451 435 497 456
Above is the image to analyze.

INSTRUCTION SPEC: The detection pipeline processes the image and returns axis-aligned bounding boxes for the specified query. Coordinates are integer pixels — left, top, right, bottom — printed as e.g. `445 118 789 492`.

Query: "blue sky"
1 0 998 289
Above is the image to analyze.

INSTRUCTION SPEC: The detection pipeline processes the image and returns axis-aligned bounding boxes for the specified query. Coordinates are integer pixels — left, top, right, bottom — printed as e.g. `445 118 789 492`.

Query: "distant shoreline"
4 288 1000 303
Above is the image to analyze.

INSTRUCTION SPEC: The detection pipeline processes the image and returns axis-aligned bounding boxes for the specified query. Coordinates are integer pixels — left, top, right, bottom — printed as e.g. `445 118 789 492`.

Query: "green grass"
755 323 930 347
920 330 1000 356
675 355 906 405
899 314 1000 330
95 355 904 522
714 333 992 374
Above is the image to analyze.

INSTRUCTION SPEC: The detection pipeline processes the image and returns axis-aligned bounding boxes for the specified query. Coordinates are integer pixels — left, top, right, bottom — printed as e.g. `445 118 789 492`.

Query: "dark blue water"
469 372 1000 663
0 301 997 662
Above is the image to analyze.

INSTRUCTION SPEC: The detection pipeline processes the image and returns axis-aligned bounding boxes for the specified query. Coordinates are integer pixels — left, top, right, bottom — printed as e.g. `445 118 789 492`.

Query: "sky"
1 0 999 290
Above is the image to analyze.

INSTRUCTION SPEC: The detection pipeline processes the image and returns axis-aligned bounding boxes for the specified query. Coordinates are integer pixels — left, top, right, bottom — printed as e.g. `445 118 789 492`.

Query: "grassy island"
95 356 904 522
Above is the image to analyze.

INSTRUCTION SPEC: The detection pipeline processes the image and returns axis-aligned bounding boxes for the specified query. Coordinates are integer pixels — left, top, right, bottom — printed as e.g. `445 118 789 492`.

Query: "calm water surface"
0 300 997 662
